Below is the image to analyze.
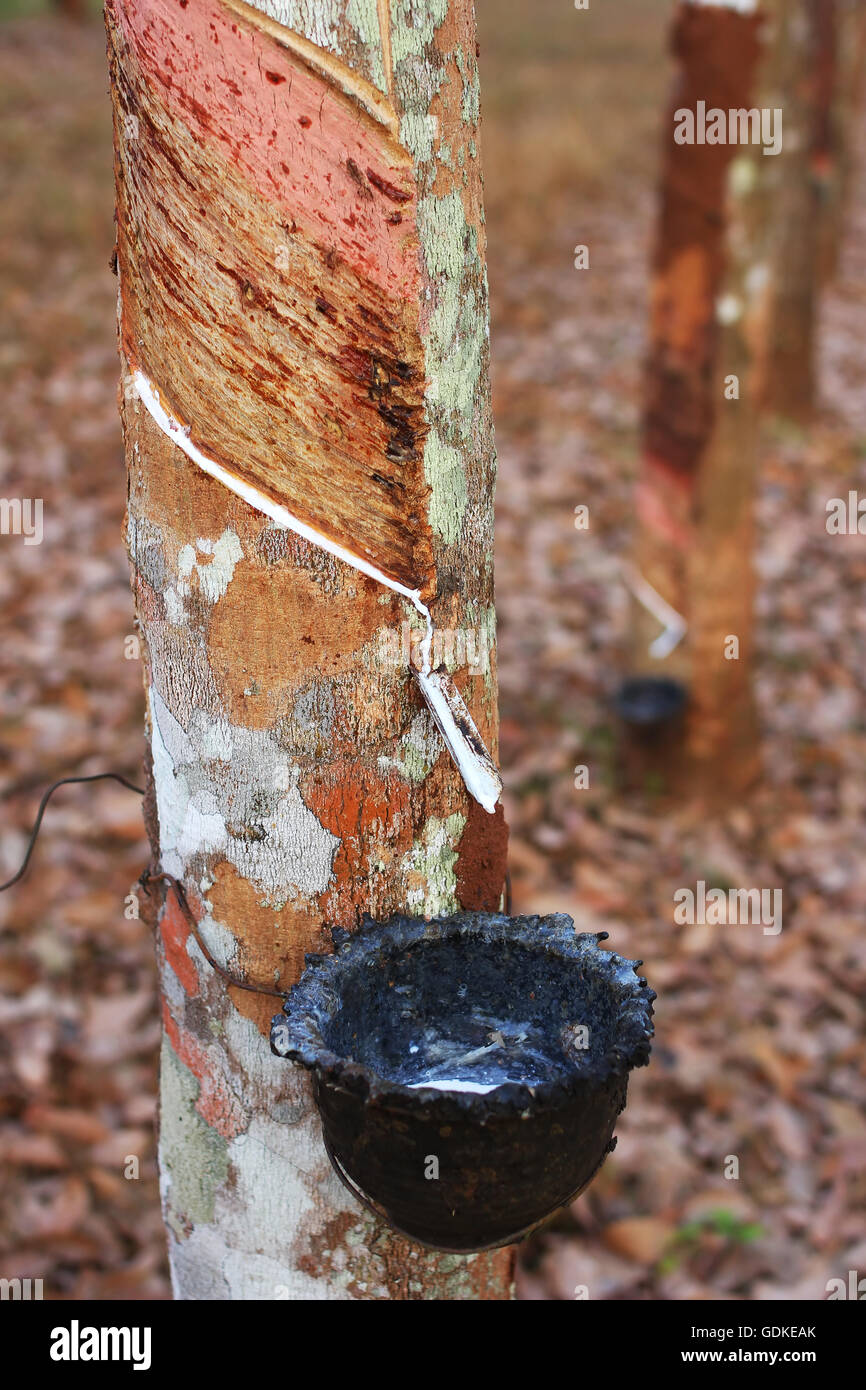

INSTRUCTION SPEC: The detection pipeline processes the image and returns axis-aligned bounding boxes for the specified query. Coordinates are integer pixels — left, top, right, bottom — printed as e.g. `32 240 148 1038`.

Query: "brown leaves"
603 1217 675 1265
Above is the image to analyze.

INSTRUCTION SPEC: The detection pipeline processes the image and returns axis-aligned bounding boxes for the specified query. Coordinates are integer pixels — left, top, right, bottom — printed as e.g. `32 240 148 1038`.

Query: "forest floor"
1 3 865 1300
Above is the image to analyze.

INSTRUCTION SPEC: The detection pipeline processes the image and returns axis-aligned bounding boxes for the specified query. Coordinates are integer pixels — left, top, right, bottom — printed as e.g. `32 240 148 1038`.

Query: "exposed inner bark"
108 0 434 594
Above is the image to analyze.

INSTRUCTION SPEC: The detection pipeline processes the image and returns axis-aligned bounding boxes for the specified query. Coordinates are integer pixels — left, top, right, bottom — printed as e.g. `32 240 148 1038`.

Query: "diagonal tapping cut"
132 367 501 814
622 562 688 660
222 0 400 135
110 0 502 815
107 0 434 596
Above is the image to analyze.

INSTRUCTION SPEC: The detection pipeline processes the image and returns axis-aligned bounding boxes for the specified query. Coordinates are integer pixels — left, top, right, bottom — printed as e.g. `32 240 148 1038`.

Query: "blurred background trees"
627 0 866 803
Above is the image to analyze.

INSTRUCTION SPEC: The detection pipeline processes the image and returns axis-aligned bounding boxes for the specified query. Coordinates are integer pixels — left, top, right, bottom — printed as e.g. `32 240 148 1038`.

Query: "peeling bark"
109 0 511 1300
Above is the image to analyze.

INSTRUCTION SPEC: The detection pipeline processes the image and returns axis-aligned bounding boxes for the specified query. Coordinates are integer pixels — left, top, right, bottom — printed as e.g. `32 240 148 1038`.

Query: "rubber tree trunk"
629 0 775 801
735 0 866 418
818 0 866 281
812 0 841 283
107 0 512 1300
760 0 836 420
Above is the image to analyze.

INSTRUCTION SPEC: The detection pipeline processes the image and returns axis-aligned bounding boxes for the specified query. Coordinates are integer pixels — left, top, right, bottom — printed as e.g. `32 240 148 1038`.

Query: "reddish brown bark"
643 5 764 491
110 0 433 593
630 2 767 800
761 0 827 419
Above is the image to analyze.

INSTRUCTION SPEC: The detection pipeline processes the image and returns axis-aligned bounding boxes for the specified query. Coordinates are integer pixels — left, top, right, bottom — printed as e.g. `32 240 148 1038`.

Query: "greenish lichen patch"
417 187 467 281
253 0 387 91
160 1034 229 1237
399 108 438 163
404 812 465 916
416 192 485 548
428 276 483 425
378 710 440 783
425 434 467 545
346 0 384 69
389 0 449 64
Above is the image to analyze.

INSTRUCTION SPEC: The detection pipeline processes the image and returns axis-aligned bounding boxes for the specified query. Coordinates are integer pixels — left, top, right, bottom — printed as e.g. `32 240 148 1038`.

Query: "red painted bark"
111 0 434 592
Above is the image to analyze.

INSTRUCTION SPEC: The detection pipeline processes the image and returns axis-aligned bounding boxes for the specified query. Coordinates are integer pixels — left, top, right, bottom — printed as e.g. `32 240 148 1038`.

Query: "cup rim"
271 911 655 1118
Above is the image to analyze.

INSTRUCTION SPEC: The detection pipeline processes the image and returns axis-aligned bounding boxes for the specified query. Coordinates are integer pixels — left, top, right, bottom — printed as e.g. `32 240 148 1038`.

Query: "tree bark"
107 0 512 1300
818 0 866 282
760 0 836 420
755 0 866 415
629 0 771 800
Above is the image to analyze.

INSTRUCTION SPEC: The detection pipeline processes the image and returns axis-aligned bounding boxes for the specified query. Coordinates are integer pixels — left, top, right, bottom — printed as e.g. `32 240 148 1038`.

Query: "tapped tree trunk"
741 0 866 418
818 0 866 282
630 0 860 801
628 0 772 801
107 0 512 1300
759 0 823 419
759 0 847 420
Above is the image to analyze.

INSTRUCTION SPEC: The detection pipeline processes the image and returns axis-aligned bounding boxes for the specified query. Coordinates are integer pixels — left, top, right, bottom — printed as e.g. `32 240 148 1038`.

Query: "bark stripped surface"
110 0 433 593
109 0 511 1299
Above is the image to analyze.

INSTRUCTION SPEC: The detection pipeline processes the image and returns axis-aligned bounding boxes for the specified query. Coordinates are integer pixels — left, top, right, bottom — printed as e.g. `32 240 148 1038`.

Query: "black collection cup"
271 911 655 1251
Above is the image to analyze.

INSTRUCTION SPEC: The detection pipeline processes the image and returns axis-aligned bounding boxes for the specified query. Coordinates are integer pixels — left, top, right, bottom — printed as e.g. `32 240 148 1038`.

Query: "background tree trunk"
628 0 770 801
760 0 823 419
630 0 866 799
107 0 512 1300
818 0 866 281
